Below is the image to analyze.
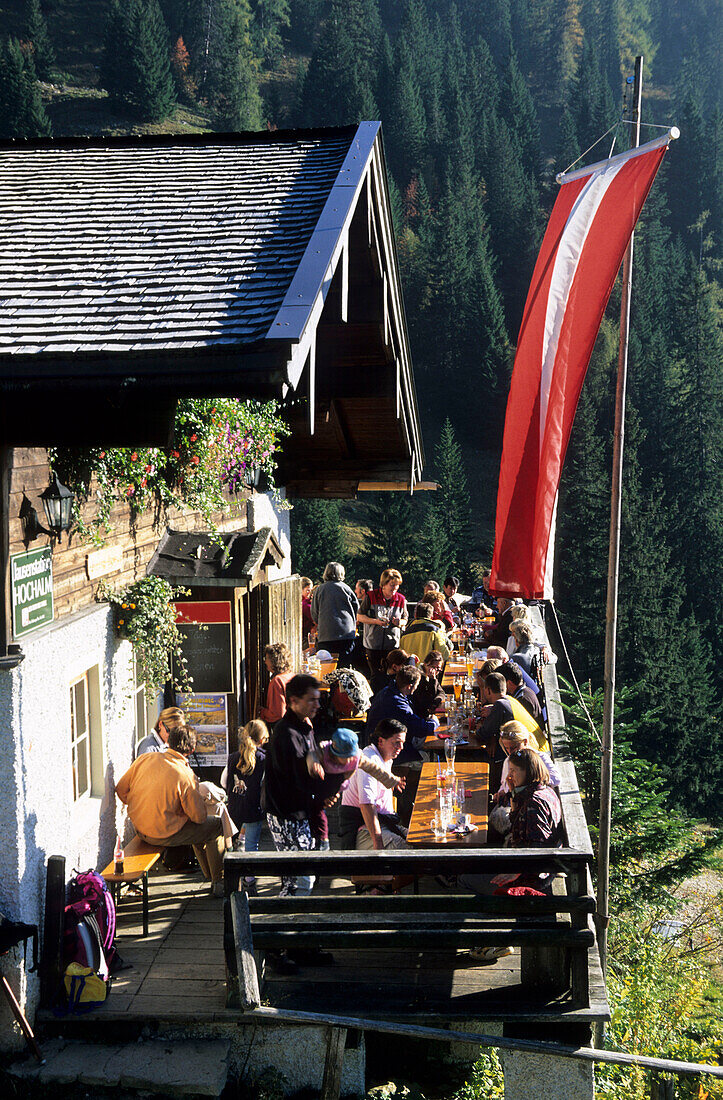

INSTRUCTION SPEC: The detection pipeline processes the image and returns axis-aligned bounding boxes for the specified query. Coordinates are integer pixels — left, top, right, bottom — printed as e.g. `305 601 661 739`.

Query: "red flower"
99 451 106 459
140 477 147 488
144 464 152 473
190 433 198 442
191 455 200 465
172 450 180 459
131 452 138 462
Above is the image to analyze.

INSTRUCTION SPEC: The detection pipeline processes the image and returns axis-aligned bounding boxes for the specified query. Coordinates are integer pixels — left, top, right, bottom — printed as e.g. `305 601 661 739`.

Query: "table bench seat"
101 836 163 937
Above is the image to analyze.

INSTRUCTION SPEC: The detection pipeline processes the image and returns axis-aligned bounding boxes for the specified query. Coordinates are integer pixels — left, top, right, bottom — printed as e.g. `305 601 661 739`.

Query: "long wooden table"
407 760 488 847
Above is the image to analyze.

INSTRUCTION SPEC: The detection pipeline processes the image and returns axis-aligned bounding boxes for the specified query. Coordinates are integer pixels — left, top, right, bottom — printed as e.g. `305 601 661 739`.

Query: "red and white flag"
490 130 677 600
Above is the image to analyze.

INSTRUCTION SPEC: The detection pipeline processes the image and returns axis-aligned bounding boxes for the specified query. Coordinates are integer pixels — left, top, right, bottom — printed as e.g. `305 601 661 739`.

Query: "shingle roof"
0 131 354 355
147 526 284 587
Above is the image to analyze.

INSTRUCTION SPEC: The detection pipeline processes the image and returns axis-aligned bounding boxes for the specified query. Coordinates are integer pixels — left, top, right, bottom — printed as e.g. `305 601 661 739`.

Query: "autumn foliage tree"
170 35 196 102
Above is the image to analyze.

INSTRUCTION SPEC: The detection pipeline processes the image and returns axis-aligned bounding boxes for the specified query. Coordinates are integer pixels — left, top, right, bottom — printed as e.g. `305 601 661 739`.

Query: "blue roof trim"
267 122 381 342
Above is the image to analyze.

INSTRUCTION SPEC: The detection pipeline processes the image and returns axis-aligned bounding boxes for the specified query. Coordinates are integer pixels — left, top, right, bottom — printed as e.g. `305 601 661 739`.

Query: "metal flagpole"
595 55 643 1046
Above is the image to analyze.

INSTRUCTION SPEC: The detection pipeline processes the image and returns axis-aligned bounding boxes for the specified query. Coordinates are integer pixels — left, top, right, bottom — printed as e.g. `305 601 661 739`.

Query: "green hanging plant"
48 397 291 545
97 575 192 694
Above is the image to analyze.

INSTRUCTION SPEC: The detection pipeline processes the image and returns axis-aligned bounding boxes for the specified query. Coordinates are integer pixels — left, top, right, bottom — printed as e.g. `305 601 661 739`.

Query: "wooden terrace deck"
39 860 606 1030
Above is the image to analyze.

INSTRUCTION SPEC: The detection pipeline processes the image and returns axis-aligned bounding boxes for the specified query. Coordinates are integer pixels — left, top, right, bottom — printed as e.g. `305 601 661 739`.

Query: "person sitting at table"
470 672 549 757
461 748 563 951
484 596 516 647
135 706 185 756
418 591 455 633
400 603 451 664
116 723 225 896
306 727 404 823
369 647 412 695
411 650 446 718
506 620 540 678
443 575 462 620
357 568 409 680
259 642 294 724
339 719 410 853
493 722 560 805
497 662 543 724
486 646 508 661
464 568 496 615
366 666 439 824
310 561 359 664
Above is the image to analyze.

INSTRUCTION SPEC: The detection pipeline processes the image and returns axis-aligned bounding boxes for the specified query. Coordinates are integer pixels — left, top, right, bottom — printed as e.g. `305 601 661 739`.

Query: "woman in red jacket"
259 643 294 725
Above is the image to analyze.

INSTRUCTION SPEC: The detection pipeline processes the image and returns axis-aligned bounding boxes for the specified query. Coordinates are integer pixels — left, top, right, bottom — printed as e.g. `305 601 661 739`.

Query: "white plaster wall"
0 603 135 1047
247 489 292 580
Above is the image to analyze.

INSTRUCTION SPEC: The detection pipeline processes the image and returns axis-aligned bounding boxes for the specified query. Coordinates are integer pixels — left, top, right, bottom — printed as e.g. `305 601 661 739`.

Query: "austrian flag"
491 129 678 600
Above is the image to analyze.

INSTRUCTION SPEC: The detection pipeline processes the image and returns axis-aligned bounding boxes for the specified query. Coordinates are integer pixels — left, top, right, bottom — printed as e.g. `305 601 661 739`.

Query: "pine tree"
100 0 176 121
570 38 615 156
424 418 472 580
196 0 262 129
24 0 55 81
555 106 580 174
250 0 290 65
299 0 381 127
0 37 51 138
500 48 541 179
385 31 427 183
290 499 346 580
356 492 422 594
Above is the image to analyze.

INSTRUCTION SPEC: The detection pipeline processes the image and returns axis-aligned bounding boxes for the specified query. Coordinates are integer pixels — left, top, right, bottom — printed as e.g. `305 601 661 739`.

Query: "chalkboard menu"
172 602 233 694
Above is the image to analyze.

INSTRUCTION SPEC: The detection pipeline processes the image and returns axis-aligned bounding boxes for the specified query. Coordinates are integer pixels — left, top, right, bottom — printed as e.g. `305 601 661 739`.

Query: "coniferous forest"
0 1 720 820
2 3 723 1092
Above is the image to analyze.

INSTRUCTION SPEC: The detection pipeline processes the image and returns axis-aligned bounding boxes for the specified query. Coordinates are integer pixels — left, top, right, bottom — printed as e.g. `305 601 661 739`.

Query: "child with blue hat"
306 727 403 848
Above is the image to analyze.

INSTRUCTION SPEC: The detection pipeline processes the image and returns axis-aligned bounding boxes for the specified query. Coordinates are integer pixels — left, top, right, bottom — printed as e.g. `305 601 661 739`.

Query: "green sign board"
11 546 54 638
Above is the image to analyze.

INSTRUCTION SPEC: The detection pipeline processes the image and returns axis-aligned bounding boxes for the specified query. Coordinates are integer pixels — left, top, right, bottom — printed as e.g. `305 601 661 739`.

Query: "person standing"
262 673 322 897
222 719 269 896
258 642 294 724
300 576 314 649
310 562 359 663
357 568 409 680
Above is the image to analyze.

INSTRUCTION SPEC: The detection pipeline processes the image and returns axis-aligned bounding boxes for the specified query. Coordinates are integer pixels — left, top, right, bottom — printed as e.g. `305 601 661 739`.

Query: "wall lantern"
20 475 75 542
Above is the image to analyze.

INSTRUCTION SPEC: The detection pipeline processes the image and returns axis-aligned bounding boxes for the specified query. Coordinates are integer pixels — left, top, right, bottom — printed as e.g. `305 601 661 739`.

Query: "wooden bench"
223 849 596 1012
101 836 163 936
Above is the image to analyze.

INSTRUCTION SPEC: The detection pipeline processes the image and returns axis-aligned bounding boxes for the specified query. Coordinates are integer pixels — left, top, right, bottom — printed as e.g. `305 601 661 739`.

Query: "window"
70 673 91 801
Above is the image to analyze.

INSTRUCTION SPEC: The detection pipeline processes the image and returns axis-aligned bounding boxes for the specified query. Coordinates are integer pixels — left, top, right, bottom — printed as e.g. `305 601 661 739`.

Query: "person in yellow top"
471 671 550 755
399 603 451 663
116 724 225 895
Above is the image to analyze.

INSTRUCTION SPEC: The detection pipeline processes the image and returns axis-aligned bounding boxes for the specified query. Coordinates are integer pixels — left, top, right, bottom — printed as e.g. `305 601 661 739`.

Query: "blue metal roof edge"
266 121 380 348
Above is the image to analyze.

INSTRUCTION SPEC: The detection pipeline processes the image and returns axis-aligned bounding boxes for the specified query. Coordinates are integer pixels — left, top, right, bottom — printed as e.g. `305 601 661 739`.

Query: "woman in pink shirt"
259 643 294 725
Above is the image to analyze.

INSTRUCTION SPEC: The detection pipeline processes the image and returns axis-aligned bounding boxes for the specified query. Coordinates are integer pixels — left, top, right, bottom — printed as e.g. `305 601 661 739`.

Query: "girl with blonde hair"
222 720 270 890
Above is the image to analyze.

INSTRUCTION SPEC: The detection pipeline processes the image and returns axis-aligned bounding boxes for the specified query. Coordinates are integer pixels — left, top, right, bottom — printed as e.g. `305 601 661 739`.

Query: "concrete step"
8 1037 230 1097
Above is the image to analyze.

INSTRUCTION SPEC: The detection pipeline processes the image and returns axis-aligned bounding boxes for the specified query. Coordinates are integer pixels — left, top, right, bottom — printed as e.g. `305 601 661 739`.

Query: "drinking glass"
456 779 466 810
466 659 474 679
444 739 456 774
431 812 446 841
453 678 462 701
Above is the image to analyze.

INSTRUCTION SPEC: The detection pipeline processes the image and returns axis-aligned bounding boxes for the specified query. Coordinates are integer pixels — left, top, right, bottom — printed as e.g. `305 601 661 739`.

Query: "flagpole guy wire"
595 55 644 1048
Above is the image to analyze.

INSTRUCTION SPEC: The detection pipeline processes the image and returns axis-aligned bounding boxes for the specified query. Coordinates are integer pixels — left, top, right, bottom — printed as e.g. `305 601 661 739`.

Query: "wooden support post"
230 891 261 1010
40 854 65 1009
650 1075 675 1100
320 1026 347 1100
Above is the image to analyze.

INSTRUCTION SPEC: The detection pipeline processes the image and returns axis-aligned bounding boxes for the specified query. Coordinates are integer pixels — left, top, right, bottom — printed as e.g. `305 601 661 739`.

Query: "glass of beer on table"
453 676 462 701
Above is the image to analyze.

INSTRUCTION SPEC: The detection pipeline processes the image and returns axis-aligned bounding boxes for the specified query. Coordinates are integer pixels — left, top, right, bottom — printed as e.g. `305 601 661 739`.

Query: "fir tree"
356 492 422 594
0 37 51 138
290 499 346 580
500 48 541 179
100 0 176 121
299 0 381 127
24 0 55 81
424 418 472 580
197 0 262 129
250 0 290 65
570 38 615 156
